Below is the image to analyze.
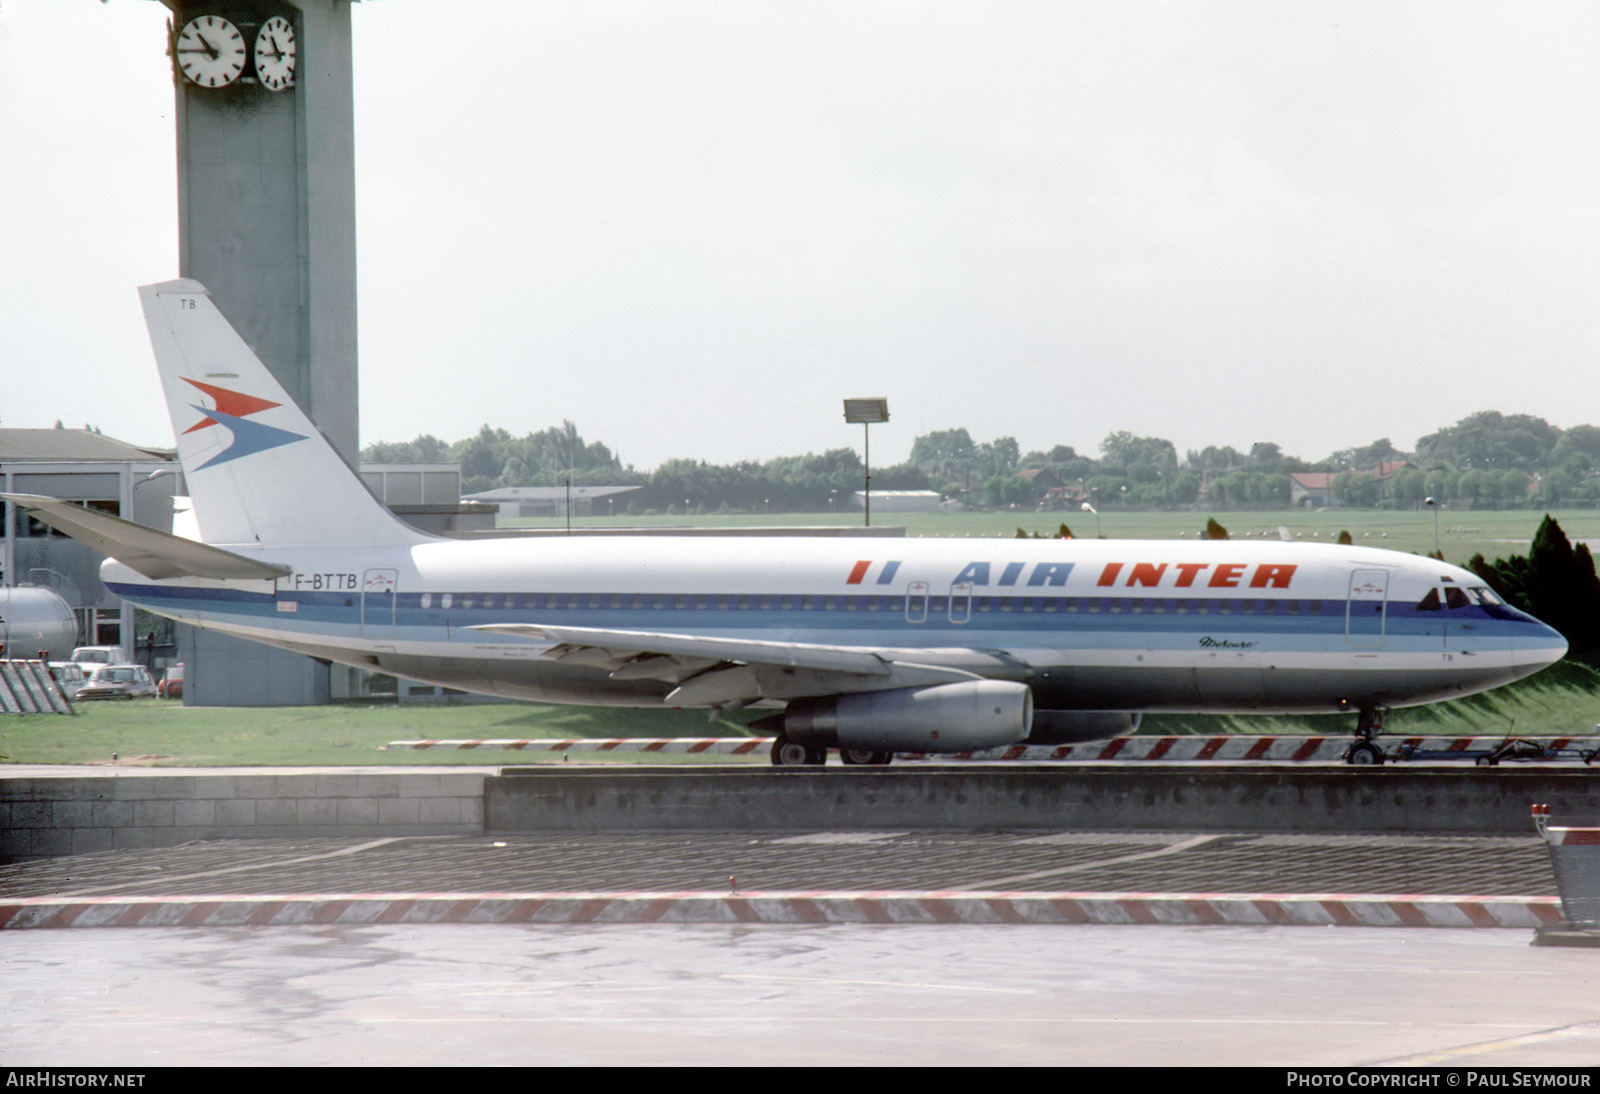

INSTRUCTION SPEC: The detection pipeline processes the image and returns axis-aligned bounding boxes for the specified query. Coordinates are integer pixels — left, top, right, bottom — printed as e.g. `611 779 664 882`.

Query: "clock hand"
196 33 219 60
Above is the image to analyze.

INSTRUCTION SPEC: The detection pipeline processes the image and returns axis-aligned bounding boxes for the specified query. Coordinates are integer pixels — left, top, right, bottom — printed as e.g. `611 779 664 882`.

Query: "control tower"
156 1 359 704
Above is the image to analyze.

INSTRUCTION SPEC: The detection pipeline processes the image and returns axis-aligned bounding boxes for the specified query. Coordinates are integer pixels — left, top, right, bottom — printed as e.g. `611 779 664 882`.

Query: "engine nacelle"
1025 710 1141 744
778 680 1033 753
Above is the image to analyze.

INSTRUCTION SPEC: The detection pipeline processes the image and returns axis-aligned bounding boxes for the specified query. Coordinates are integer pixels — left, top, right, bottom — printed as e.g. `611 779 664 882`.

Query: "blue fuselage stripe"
106 581 1551 648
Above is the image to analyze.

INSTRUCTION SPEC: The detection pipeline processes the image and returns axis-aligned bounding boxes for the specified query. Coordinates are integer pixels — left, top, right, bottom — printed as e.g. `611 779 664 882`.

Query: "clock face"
254 16 297 92
176 15 246 88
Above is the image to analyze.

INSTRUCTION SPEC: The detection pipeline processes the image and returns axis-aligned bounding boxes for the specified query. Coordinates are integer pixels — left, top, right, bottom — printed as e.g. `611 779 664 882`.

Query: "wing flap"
468 622 992 703
1 493 290 581
470 622 896 677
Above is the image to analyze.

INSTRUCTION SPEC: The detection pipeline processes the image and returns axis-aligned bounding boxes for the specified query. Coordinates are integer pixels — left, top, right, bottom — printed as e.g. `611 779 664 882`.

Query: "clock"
254 16 296 92
175 15 247 89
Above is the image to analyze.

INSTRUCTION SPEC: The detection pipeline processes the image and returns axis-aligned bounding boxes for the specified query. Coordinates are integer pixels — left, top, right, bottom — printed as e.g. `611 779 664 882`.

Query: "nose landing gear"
1343 706 1390 765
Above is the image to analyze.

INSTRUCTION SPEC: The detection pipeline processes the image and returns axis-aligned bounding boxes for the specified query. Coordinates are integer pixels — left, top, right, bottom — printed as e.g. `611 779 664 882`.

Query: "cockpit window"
1419 586 1489 611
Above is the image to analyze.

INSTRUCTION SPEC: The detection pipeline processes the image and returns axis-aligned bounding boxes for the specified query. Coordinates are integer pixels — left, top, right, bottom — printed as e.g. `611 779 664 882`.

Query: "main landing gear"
768 735 894 767
770 733 826 766
1343 706 1389 766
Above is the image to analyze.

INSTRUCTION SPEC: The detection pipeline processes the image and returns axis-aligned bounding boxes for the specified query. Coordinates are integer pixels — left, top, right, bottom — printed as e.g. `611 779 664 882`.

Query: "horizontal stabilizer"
1 494 290 581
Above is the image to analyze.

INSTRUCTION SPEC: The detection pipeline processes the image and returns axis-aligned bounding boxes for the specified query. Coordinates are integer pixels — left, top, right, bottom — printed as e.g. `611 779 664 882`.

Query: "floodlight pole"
864 422 871 527
842 398 890 529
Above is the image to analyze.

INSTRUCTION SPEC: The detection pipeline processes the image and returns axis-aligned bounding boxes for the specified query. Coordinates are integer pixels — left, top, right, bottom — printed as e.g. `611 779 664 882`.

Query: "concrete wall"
486 766 1600 836
1 771 484 860
4 765 1591 861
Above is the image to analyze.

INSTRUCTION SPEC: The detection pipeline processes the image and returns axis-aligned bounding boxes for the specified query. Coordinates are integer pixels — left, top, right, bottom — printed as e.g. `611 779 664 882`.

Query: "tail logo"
181 377 308 470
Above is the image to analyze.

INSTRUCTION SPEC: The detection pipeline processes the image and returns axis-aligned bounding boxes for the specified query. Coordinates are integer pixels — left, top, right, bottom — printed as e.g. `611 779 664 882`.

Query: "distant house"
1291 460 1417 507
1289 473 1339 508
1039 484 1089 511
1017 467 1063 495
1369 460 1415 502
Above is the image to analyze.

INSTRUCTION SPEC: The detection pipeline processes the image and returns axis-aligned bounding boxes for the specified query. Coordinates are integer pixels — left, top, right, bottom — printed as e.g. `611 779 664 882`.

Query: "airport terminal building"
0 428 182 665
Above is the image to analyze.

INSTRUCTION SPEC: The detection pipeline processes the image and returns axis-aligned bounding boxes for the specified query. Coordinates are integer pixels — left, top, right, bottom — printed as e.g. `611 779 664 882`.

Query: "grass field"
502 507 1600 568
4 659 1597 767
0 699 768 768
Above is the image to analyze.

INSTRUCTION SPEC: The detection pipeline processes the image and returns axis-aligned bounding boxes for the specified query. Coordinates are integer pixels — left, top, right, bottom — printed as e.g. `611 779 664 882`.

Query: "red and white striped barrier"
386 735 1600 763
387 737 771 755
0 890 1561 930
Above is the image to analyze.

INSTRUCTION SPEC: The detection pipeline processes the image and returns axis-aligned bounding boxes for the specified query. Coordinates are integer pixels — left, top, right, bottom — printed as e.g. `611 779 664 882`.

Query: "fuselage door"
948 581 972 624
362 568 399 638
1346 569 1388 649
905 581 929 624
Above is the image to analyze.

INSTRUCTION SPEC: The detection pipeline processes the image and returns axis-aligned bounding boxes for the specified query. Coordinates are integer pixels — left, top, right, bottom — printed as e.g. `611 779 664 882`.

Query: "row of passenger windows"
407 591 1341 616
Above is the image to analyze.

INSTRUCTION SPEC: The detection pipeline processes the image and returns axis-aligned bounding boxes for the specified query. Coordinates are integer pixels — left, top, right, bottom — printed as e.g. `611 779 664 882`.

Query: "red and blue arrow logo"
181 377 307 470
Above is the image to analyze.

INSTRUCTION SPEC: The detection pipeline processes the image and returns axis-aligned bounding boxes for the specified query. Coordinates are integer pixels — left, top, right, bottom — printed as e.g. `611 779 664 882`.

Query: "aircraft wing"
469 622 998 706
1 493 290 581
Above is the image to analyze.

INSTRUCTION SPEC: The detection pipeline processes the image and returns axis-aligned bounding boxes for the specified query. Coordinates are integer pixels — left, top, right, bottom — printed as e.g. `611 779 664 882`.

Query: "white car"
76 664 158 701
71 646 129 670
47 662 88 700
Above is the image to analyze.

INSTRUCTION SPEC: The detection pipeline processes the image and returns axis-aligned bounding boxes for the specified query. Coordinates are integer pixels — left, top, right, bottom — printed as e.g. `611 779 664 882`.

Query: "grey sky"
4 1 1599 471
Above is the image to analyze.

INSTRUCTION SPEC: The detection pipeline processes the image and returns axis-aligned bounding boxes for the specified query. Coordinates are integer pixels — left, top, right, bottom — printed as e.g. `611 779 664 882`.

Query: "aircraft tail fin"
138 279 430 548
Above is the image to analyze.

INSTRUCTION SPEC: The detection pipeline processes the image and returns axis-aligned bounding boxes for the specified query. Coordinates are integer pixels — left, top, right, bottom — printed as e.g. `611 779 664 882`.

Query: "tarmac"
0 827 1569 929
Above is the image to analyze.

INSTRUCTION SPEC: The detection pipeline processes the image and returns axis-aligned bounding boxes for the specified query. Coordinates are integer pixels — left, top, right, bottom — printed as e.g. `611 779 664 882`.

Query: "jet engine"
767 679 1033 753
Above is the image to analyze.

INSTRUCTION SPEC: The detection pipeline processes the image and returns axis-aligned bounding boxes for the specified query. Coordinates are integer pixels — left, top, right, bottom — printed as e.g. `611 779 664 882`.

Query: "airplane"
1 279 1570 766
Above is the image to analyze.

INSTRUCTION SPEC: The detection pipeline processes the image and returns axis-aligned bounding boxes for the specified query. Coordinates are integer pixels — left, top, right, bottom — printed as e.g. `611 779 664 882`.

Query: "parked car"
76 664 158 701
158 662 185 699
47 662 88 700
71 646 129 671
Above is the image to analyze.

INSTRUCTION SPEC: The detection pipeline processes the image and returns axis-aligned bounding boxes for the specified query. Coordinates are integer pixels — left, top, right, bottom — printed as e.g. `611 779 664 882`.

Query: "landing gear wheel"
771 734 827 766
1345 741 1386 766
839 748 893 766
1344 704 1389 766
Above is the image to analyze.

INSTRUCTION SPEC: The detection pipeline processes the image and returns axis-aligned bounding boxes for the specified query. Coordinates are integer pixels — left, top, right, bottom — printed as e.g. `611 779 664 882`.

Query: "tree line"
360 409 1600 514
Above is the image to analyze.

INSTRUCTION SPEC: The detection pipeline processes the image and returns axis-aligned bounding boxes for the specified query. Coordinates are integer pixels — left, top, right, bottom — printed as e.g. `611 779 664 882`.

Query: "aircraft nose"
1511 619 1568 679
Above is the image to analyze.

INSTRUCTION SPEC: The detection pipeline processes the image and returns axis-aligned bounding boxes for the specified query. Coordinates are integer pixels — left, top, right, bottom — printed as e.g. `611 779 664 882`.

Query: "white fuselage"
103 534 1567 713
